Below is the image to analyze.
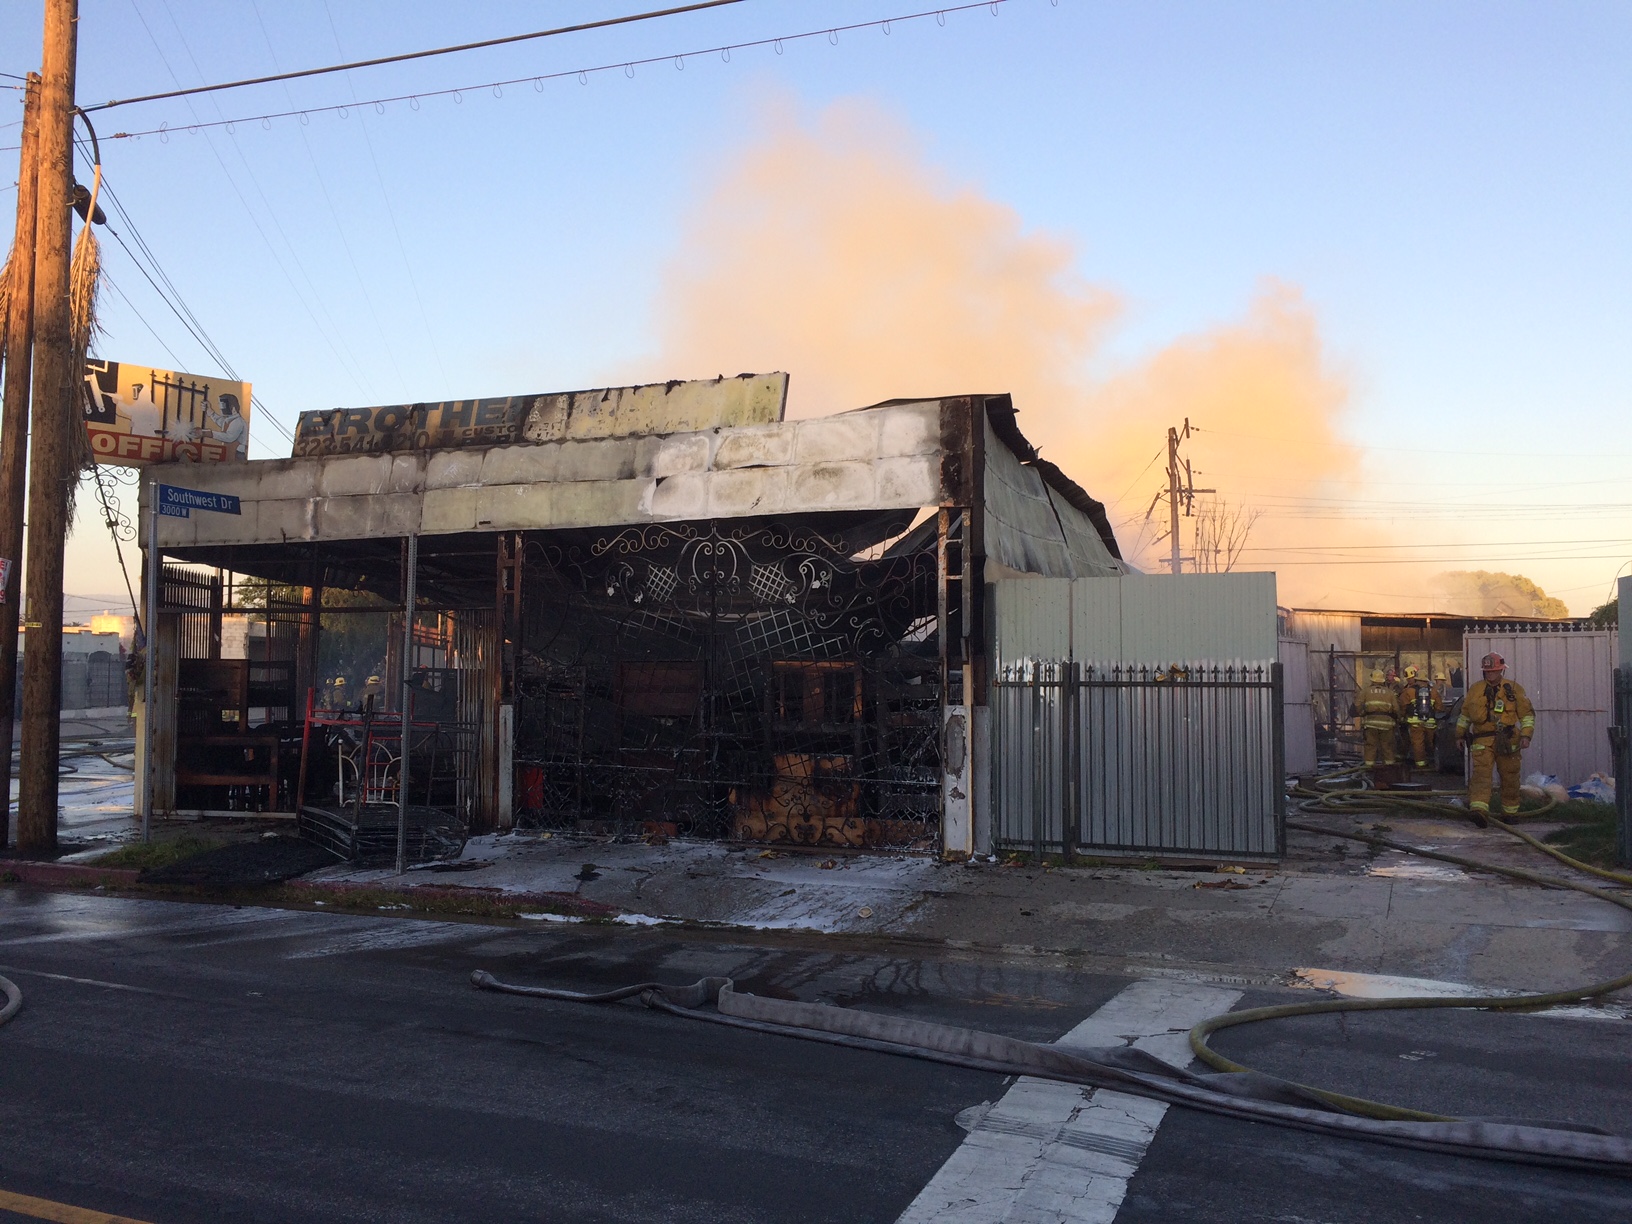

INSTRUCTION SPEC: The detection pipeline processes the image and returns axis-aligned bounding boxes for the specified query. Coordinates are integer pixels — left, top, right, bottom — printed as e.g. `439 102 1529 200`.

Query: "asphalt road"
0 888 1629 1222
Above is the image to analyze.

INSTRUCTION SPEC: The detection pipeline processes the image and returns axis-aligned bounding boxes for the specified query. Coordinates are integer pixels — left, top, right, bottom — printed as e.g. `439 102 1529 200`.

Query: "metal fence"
993 660 1284 860
1613 667 1630 868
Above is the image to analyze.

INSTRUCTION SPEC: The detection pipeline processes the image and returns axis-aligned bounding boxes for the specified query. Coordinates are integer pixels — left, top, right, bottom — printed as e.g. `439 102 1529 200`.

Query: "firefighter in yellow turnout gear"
1397 665 1443 768
1456 651 1535 819
1359 668 1399 767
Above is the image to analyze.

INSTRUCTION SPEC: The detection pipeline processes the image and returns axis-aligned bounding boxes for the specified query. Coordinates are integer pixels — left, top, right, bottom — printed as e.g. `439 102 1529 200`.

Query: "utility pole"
0 74 42 853
17 0 78 855
1156 419 1212 575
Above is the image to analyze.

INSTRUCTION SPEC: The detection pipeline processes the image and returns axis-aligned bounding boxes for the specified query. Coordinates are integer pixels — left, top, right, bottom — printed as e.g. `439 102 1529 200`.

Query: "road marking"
896 979 1242 1224
283 919 477 959
0 965 161 995
0 907 300 947
0 1187 153 1224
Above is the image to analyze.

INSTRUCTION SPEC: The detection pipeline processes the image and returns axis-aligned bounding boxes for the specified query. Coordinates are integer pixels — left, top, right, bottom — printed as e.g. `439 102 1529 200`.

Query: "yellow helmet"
1370 668 1386 683
1404 665 1419 680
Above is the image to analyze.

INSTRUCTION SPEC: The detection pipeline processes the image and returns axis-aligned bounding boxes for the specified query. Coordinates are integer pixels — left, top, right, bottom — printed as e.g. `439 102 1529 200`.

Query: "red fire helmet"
1480 652 1507 671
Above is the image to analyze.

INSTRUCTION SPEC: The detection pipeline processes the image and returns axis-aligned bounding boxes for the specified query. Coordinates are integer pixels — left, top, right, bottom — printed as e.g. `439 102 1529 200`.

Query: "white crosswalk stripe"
896 979 1242 1224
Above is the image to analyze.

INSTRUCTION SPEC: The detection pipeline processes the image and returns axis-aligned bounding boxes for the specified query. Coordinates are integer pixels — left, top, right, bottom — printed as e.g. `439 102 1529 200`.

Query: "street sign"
157 484 242 519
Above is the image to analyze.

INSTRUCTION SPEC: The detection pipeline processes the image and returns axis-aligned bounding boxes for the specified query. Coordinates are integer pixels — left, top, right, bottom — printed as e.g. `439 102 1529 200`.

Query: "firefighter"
1397 665 1443 768
1359 667 1399 767
1455 651 1535 822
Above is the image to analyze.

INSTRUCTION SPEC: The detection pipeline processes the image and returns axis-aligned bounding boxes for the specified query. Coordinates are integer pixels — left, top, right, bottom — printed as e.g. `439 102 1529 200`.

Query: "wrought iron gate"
513 519 943 848
993 660 1285 860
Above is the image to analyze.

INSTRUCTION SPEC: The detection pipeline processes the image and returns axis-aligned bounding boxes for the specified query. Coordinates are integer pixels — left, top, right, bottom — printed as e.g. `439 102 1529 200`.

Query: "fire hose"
1189 780 1632 1124
0 975 19 1029
474 783 1632 1176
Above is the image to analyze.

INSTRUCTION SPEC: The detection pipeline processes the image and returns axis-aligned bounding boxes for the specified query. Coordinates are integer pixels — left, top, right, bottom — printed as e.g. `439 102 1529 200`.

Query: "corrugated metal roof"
982 415 1124 581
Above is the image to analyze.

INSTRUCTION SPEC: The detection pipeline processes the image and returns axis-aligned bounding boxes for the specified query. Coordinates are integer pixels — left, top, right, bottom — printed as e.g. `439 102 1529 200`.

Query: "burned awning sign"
291 372 789 457
83 359 251 465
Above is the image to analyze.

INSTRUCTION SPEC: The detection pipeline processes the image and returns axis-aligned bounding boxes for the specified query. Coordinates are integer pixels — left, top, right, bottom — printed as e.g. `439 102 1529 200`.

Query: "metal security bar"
994 660 1285 860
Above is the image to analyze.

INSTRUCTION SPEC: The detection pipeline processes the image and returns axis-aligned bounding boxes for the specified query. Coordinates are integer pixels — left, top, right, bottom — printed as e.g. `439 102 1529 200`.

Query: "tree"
1432 570 1571 618
1190 499 1262 573
1589 598 1619 628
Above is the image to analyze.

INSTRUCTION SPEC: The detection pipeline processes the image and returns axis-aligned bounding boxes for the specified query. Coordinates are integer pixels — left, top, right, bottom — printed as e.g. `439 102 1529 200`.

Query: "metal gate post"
397 533 417 875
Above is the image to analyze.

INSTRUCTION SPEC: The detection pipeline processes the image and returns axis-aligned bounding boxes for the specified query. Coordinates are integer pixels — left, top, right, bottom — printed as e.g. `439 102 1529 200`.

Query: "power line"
1237 554 1632 567
85 0 750 112
1189 425 1627 462
322 0 448 388
1234 537 1632 553
122 1 378 405
252 0 412 400
40 0 1028 146
85 157 298 444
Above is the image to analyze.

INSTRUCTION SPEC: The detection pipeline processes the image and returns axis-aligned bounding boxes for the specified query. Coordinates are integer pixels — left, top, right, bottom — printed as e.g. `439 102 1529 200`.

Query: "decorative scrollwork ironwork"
513 515 943 848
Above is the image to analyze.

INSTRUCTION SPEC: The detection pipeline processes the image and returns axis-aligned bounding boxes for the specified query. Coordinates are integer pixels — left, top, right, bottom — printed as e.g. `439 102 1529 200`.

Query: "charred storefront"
136 375 1125 859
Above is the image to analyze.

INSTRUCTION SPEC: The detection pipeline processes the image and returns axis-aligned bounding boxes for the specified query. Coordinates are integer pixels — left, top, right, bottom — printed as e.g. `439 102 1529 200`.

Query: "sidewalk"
307 814 1632 998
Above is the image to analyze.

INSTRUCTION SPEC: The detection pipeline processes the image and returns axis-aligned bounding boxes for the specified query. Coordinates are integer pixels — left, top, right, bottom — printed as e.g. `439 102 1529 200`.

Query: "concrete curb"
0 864 620 922
278 880 621 920
0 859 142 889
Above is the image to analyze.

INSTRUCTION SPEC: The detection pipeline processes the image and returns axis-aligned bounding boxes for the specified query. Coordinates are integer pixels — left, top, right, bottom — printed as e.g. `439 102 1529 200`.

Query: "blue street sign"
158 484 242 519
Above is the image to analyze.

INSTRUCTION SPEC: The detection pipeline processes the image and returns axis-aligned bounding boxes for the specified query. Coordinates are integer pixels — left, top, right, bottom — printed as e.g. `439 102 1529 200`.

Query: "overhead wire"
85 156 297 444
136 0 379 404
321 0 448 387
250 0 411 400
29 0 1032 147
84 0 751 111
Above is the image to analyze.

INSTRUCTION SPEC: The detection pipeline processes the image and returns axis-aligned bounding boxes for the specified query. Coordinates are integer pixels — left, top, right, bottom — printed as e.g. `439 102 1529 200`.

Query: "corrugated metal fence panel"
1117 574 1278 662
995 661 1283 859
993 574 1279 666
1280 609 1363 654
1069 576 1122 661
1464 629 1618 783
1278 637 1317 774
992 579 1072 663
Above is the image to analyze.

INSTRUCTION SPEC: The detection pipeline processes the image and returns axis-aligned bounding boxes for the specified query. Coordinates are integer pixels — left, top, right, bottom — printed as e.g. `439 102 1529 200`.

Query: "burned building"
136 374 1125 859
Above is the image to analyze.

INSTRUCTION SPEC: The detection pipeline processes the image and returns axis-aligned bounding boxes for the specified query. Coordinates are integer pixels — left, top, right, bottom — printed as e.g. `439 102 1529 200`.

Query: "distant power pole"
17 0 79 856
1160 419 1212 575
0 74 42 852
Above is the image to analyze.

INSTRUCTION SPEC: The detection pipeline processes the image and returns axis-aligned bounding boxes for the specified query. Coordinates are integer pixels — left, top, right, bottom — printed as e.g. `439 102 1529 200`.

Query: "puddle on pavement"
1367 859 1467 882
1291 968 1495 998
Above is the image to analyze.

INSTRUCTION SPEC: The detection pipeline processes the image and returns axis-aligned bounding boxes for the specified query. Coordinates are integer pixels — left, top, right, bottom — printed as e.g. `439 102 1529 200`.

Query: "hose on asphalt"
1295 781 1632 887
471 773 1632 1173
0 975 19 1028
1185 781 1632 1123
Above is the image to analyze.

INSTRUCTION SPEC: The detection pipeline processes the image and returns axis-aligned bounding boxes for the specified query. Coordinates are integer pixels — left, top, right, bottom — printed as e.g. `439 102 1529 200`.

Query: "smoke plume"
645 96 1382 605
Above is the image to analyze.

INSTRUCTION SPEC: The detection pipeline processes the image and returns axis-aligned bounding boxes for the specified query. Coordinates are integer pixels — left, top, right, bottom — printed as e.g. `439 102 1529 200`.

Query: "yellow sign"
82 359 251 466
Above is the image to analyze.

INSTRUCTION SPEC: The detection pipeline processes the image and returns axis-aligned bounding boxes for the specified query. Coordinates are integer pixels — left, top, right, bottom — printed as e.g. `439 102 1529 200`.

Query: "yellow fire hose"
1188 778 1632 1123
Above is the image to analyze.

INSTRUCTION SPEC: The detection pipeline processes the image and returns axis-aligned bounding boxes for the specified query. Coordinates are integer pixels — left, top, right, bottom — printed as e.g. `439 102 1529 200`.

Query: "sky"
1 0 1629 618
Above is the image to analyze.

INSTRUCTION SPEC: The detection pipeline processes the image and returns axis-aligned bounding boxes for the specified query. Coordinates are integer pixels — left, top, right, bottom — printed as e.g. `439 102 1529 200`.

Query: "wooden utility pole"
0 74 42 853
17 0 79 855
